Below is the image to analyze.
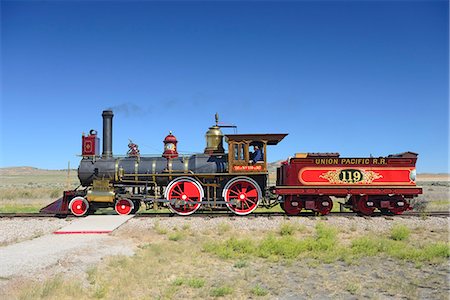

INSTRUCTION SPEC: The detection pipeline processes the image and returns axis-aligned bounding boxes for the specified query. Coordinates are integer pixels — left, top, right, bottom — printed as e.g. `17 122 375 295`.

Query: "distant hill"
0 167 76 176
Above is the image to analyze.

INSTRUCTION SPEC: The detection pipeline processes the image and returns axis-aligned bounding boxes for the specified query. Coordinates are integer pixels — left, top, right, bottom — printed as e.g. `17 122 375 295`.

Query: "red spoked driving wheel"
283 195 302 216
223 177 261 216
356 195 375 216
315 196 333 215
115 198 134 215
165 177 203 216
69 196 89 217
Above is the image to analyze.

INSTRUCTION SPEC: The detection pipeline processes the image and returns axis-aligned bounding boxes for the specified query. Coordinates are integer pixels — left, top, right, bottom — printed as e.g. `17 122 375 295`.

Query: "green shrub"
204 237 255 259
390 225 410 241
187 278 205 288
168 231 183 241
312 223 337 251
345 282 360 295
172 277 184 286
279 223 295 236
251 285 269 296
257 235 309 259
351 236 386 256
233 259 248 268
154 221 168 235
204 224 449 264
210 286 233 297
352 236 450 263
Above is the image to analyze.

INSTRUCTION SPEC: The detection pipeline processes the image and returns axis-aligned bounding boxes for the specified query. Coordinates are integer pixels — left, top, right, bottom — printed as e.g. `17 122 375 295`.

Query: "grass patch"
210 286 233 297
168 231 184 241
171 277 205 288
279 223 295 236
345 282 360 295
251 284 269 296
351 237 449 263
204 223 449 264
187 278 205 288
217 222 232 235
204 223 340 262
153 221 168 235
204 237 255 259
390 224 410 241
172 277 184 286
0 204 43 213
233 259 248 268
15 276 87 299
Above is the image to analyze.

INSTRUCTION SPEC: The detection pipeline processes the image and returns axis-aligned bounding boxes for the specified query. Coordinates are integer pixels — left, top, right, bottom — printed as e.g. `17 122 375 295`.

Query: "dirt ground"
0 216 448 299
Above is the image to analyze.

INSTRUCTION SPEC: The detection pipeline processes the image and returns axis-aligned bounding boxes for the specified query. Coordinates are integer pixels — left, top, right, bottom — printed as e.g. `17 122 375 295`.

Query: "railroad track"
0 211 448 218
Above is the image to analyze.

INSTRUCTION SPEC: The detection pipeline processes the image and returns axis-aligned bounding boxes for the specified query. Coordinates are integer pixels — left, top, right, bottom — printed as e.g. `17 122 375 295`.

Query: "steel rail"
0 211 448 218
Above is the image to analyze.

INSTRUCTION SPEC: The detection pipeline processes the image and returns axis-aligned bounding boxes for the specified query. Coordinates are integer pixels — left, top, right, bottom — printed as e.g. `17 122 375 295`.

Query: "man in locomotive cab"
250 144 264 163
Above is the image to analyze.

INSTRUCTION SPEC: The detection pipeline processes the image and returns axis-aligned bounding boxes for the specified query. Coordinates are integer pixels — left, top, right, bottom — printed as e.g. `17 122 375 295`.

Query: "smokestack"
102 110 113 158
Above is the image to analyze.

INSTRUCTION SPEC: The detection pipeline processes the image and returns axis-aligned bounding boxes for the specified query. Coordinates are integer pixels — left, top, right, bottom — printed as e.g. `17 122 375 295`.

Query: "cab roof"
224 134 288 145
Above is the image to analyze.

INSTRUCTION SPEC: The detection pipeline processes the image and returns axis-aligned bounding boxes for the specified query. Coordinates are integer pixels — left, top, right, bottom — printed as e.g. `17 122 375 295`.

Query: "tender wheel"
356 195 375 216
388 195 409 215
223 176 261 215
115 199 134 215
283 195 302 216
315 196 333 215
165 177 203 216
69 197 89 217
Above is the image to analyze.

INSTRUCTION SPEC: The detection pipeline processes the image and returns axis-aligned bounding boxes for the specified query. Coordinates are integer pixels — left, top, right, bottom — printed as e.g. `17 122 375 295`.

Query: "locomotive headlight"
410 169 416 182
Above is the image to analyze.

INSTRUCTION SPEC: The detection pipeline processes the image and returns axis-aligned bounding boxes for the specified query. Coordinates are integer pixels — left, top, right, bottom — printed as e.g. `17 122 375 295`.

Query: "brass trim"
135 160 139 182
114 159 119 181
121 172 268 177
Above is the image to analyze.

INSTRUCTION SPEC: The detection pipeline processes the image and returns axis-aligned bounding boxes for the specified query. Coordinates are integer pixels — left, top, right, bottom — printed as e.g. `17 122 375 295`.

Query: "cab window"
233 144 245 161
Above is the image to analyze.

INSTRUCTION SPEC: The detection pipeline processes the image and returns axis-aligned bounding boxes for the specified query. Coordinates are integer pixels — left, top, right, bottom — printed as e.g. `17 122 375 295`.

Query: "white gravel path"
0 218 135 290
0 234 134 279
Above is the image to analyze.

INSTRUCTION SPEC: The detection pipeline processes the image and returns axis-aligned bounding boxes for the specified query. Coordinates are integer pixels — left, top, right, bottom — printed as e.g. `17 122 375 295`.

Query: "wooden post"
66 161 70 190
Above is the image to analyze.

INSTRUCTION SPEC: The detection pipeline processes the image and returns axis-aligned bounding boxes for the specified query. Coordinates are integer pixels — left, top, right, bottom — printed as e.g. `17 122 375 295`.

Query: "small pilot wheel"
115 199 134 215
165 177 203 216
69 197 89 217
223 177 261 216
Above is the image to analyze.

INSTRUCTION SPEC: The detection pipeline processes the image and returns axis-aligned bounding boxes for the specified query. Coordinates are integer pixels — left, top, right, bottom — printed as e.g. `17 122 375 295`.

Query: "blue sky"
1 0 448 172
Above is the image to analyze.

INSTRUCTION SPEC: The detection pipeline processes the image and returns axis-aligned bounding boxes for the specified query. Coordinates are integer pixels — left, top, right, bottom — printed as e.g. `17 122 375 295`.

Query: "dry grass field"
0 167 79 213
2 218 449 299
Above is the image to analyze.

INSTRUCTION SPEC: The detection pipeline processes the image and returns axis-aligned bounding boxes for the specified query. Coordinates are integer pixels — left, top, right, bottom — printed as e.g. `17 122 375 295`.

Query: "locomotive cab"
225 134 287 173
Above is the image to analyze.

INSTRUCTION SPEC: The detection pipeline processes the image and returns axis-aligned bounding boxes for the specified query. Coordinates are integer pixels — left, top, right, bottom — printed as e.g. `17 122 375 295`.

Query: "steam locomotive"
41 110 422 216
